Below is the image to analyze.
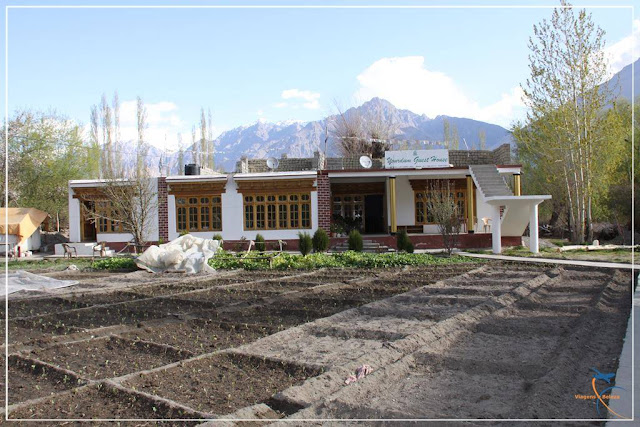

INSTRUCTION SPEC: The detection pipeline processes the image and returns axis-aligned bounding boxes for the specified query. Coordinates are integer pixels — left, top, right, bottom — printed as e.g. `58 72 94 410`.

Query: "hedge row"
207 250 482 271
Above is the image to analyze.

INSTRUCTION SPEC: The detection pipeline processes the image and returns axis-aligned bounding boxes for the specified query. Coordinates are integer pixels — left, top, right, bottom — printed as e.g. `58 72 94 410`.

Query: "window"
414 187 466 225
332 195 364 221
176 195 222 232
95 201 123 233
243 192 312 230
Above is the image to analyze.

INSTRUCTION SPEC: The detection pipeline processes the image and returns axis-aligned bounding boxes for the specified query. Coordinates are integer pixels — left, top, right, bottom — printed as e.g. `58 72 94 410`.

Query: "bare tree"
136 96 148 175
99 94 113 175
177 133 185 175
425 180 462 256
85 95 157 251
363 106 396 158
191 125 198 165
331 104 367 156
207 108 215 170
200 108 207 167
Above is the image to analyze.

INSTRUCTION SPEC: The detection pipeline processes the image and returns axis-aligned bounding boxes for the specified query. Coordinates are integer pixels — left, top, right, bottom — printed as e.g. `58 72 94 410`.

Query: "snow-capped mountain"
157 98 514 173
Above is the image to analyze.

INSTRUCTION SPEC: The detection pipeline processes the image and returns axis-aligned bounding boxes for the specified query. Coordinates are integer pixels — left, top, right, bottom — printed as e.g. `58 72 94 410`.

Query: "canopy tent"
0 208 49 245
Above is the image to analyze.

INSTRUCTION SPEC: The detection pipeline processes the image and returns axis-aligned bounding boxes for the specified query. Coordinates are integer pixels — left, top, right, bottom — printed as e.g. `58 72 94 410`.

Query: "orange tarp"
0 208 49 244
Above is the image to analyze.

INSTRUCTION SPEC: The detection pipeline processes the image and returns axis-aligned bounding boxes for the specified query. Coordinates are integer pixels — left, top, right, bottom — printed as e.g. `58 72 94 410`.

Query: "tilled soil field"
2 261 633 423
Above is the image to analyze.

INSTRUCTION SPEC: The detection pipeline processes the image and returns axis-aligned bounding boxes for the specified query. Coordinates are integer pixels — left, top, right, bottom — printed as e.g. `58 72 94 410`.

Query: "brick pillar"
157 177 169 242
317 171 331 233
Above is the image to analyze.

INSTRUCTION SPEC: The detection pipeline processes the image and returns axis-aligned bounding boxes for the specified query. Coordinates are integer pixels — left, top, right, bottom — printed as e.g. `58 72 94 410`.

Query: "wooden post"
514 173 522 196
389 176 397 234
466 175 474 233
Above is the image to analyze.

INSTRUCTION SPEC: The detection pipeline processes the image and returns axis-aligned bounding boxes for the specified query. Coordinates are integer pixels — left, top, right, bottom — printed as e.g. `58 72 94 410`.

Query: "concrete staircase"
54 242 115 257
469 165 513 198
331 239 395 253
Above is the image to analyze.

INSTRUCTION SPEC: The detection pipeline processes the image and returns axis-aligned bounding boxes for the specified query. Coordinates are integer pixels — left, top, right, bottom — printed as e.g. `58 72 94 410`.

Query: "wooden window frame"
94 201 124 233
175 195 222 233
242 192 312 231
414 187 466 225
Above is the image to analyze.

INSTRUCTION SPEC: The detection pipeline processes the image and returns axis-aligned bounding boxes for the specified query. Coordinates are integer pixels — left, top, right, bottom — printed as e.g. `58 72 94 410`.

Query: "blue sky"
2 1 637 151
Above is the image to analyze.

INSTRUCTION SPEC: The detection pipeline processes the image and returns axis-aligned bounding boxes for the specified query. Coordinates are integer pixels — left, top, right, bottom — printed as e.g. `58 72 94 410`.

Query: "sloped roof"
0 208 49 242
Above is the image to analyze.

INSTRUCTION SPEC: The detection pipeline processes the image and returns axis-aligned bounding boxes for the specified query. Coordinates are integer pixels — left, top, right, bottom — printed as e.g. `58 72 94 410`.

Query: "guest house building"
64 144 550 255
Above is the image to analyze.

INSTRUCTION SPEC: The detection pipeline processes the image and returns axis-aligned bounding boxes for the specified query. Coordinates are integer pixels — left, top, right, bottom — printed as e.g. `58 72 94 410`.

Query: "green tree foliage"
513 1 611 243
347 229 363 252
254 233 266 252
3 109 99 228
298 232 313 256
597 99 639 234
396 229 414 253
312 228 330 252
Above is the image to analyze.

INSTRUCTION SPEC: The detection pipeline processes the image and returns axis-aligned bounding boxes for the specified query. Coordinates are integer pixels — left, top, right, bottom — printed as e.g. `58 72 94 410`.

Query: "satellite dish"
359 155 373 169
266 157 279 170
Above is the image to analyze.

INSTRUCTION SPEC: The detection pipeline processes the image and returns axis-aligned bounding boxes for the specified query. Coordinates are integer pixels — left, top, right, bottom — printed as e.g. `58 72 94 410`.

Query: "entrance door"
364 195 384 234
81 201 97 242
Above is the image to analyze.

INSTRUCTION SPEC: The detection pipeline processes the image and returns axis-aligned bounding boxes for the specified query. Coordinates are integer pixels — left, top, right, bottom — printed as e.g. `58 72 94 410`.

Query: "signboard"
384 149 450 169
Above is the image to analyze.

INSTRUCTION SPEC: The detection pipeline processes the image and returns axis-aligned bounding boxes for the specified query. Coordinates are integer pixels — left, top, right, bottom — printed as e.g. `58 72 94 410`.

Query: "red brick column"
317 171 331 233
157 177 169 242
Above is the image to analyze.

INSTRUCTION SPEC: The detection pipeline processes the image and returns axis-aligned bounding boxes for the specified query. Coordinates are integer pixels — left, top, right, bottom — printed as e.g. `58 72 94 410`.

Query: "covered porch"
324 165 548 253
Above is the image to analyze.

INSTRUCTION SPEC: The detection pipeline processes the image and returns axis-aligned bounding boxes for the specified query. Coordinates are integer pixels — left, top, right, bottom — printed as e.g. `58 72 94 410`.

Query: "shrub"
209 250 482 270
298 232 313 256
312 229 330 252
396 229 411 252
255 234 266 252
212 233 223 241
91 257 137 271
348 229 363 252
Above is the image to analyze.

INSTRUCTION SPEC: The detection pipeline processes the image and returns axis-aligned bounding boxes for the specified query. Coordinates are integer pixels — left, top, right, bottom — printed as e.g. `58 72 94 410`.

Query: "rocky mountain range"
146 58 638 174
154 97 514 173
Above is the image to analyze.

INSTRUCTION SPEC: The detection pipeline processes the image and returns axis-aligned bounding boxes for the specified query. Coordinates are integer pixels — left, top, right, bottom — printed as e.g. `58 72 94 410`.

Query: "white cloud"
606 19 640 76
355 56 525 127
274 102 288 108
279 89 321 110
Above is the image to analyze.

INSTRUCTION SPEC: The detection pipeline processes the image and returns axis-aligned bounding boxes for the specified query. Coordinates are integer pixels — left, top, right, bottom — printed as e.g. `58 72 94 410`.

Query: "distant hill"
155 98 513 173
605 58 640 101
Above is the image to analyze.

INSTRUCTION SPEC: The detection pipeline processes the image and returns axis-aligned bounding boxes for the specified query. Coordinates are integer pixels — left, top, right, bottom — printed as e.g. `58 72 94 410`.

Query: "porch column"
514 173 522 196
389 176 397 234
491 204 502 254
466 175 474 233
529 203 539 253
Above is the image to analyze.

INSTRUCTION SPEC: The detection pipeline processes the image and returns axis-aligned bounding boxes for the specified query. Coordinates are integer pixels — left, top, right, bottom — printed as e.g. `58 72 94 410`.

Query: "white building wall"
395 175 415 227
69 186 81 242
475 190 494 234
167 175 319 241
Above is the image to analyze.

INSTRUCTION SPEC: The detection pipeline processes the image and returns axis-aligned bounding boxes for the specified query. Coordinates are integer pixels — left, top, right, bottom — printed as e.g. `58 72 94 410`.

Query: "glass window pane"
290 204 299 228
189 207 198 230
201 206 210 230
245 205 254 229
267 204 276 229
278 204 288 228
256 205 265 229
301 203 310 228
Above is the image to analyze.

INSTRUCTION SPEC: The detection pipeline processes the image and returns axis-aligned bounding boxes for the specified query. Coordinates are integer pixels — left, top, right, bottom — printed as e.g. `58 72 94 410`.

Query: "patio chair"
92 241 107 259
481 217 491 233
61 243 77 259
